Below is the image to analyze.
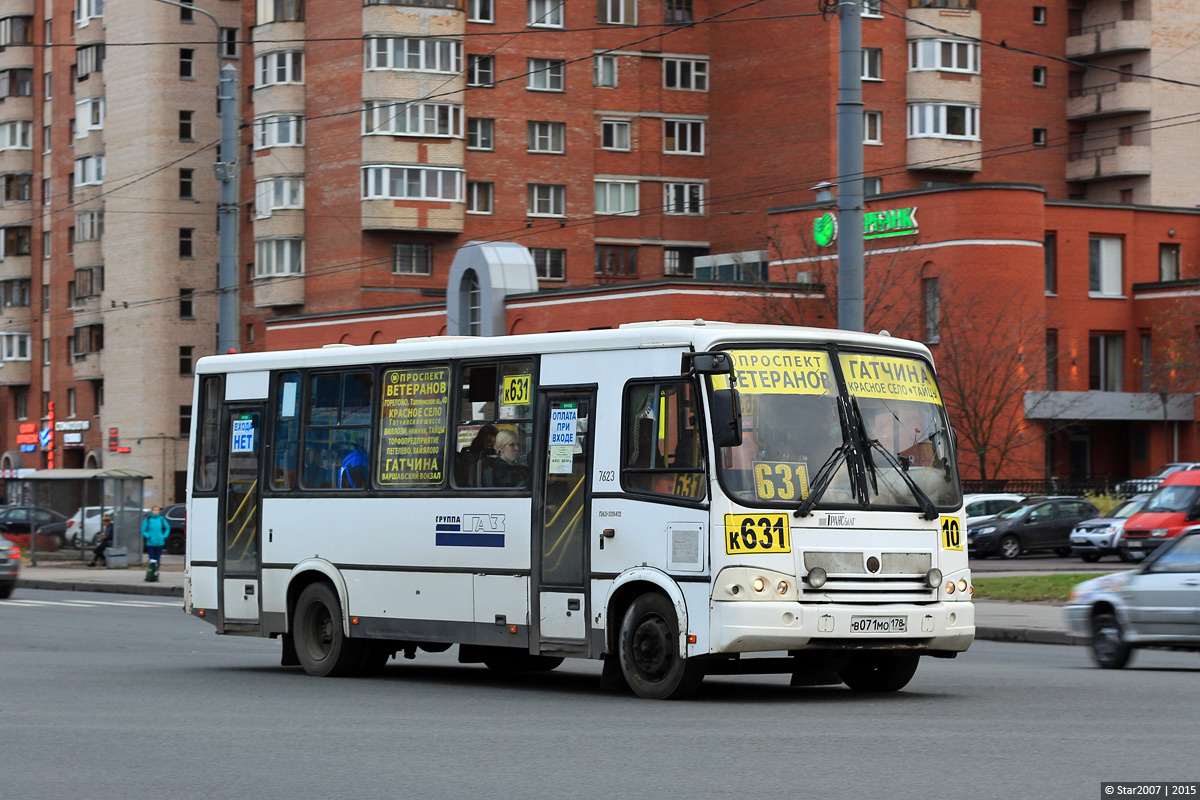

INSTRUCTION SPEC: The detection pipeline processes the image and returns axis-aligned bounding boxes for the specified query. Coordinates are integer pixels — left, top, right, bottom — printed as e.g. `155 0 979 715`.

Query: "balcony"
907 137 981 172
1066 81 1151 121
1066 144 1151 182
362 199 465 233
0 358 30 386
253 275 305 308
73 351 103 381
1066 20 1151 60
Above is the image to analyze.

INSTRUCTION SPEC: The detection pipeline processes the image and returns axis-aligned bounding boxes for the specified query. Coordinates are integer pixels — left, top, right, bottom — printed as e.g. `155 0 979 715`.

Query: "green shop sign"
812 207 919 248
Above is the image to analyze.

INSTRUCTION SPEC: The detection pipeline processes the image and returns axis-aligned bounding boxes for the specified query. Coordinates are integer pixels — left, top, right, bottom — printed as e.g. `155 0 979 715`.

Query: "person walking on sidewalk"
141 507 170 583
87 515 114 567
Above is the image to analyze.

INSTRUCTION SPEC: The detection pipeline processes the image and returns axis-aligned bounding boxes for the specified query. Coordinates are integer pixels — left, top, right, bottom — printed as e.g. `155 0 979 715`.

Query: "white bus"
185 321 972 698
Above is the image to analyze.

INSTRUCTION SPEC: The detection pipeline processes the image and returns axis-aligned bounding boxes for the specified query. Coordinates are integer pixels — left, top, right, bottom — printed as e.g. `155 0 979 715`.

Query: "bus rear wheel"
294 582 362 677
618 593 703 700
839 652 920 692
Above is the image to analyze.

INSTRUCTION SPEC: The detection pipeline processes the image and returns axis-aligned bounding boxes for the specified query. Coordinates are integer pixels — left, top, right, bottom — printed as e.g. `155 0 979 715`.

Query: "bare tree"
1134 295 1200 461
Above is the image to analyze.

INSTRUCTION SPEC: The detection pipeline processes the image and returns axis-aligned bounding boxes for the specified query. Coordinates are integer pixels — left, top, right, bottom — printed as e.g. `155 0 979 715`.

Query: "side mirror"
685 351 735 375
710 388 743 448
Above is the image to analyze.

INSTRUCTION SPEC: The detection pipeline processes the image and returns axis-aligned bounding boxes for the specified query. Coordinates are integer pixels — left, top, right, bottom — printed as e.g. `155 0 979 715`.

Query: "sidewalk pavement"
14 560 1084 647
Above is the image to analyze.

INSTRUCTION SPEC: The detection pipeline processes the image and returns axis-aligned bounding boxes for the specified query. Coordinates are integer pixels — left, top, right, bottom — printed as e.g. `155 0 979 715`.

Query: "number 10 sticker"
940 515 962 551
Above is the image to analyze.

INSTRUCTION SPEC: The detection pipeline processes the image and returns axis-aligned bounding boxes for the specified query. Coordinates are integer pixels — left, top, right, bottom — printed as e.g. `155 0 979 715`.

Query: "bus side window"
453 360 535 489
621 380 705 500
271 371 300 490
194 375 222 493
302 371 373 490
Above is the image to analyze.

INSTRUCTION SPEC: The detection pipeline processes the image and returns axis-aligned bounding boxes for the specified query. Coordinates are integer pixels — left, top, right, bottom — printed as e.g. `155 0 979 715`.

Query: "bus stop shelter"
18 468 151 565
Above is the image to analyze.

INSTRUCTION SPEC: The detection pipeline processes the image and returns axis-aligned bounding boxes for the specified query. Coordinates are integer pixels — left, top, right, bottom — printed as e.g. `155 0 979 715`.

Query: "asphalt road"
4 587 1197 800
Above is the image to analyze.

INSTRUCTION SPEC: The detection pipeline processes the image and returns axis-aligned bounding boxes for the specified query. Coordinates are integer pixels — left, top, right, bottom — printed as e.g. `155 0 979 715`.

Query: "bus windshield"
713 347 961 512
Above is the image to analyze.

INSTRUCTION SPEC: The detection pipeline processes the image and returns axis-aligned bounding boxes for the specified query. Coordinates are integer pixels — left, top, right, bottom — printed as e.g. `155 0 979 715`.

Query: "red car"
1121 470 1200 556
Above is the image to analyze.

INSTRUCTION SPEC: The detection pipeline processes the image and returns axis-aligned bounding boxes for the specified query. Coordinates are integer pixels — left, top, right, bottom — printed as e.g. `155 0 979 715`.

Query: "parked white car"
65 506 149 547
962 492 1025 527
1116 462 1200 495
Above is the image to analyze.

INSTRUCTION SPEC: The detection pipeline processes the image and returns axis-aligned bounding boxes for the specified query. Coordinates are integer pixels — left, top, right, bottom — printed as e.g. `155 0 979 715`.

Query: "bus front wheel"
618 593 703 700
839 652 920 692
294 582 363 677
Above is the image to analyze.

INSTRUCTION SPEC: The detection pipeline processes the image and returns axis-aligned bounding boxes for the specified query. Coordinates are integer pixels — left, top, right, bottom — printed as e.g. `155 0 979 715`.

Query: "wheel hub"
631 615 672 680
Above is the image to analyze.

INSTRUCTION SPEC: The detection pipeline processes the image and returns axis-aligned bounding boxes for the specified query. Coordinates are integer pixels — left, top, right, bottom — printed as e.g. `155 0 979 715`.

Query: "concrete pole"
836 0 865 332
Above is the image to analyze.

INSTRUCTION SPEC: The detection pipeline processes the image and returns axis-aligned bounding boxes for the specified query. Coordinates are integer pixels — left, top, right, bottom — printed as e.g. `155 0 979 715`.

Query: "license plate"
850 616 907 634
1072 537 1088 544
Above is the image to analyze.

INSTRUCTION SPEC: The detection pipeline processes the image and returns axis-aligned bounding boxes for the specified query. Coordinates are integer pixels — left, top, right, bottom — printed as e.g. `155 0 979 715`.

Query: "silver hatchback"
1065 527 1200 668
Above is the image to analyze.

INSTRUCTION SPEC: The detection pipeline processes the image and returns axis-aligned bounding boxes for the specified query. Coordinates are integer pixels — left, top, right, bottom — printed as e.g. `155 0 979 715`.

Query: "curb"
976 626 1086 647
17 578 183 598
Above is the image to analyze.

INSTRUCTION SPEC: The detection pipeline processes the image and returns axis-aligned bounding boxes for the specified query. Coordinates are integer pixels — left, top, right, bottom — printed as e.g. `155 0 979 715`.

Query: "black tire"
1053 547 1072 557
998 534 1022 560
1080 553 1101 563
482 648 565 673
1117 547 1140 563
839 652 921 692
354 641 392 677
293 583 363 677
0 581 13 599
1090 612 1132 669
165 532 186 556
618 593 704 700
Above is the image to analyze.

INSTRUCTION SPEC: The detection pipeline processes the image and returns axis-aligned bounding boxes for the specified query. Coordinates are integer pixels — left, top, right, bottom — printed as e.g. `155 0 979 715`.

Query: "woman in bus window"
483 429 527 488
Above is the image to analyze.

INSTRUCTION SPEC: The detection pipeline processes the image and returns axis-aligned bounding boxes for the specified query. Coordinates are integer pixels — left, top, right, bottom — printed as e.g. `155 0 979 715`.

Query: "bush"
1083 491 1122 516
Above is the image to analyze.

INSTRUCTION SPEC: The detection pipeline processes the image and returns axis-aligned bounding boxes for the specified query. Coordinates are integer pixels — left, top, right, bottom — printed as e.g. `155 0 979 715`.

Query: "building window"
179 228 195 259
365 38 462 73
595 180 638 215
467 55 494 87
468 0 494 22
256 0 304 24
862 0 882 17
663 183 702 215
528 0 563 26
180 346 195 376
862 48 882 80
1033 6 1046 24
256 51 304 86
363 101 464 137
1159 243 1181 282
73 266 102 301
255 238 304 276
0 68 32 98
923 277 940 343
1044 232 1057 294
664 247 704 276
466 181 493 214
74 156 106 186
74 97 104 138
180 406 192 438
595 244 637 277
1033 128 1047 146
0 121 32 151
664 58 707 91
42 231 50 259
179 288 194 319
0 333 31 361
527 121 565 153
1 278 31 307
179 168 194 199
392 243 433 275
1089 333 1124 392
594 55 617 87
599 0 636 25
527 184 565 217
864 110 883 144
253 114 304 149
664 120 704 154
179 48 195 79
530 248 565 280
1 226 31 256
466 118 494 150
1139 331 1151 391
179 0 195 22
0 15 32 46
908 40 980 73
907 103 979 140
1045 330 1058 391
74 210 104 241
1088 236 1123 297
362 166 464 201
665 0 692 23
527 58 564 91
601 119 631 151
221 28 238 58
179 110 195 141
15 391 26 419
864 177 882 196
43 71 51 99
3 173 31 203
76 0 104 24
1033 66 1047 86
76 45 106 79
254 177 304 218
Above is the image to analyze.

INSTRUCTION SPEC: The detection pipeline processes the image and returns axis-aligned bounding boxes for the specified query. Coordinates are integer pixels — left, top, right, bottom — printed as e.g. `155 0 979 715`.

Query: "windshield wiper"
795 397 868 517
794 444 851 518
849 398 939 520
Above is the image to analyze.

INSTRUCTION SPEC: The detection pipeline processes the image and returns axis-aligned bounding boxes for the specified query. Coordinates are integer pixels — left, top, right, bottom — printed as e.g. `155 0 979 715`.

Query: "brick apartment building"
0 0 1195 498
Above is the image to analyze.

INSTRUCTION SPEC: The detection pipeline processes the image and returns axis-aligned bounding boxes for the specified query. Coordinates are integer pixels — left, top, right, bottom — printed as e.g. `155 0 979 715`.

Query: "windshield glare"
714 347 961 510
1143 485 1200 514
1111 500 1145 519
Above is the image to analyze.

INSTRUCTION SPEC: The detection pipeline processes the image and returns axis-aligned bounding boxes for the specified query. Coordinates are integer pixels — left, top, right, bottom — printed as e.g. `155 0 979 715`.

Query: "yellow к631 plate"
724 514 791 555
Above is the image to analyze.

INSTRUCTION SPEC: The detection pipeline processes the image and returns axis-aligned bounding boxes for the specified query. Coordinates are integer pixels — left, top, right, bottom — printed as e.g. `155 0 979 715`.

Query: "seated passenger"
456 424 498 487
482 430 528 488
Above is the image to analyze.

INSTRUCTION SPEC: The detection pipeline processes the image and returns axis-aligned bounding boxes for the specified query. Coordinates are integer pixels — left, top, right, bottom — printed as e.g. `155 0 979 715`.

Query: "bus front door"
218 405 264 629
534 390 595 655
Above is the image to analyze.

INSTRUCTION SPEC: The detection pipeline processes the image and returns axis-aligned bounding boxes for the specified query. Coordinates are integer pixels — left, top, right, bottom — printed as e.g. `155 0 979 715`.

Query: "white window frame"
466 181 493 214
365 38 462 74
77 45 105 78
595 180 638 215
74 210 104 241
862 0 882 17
74 97 104 138
256 50 304 87
393 243 433 275
663 119 705 155
663 183 703 215
74 155 105 186
864 110 883 144
527 58 564 91
862 48 882 80
528 0 563 27
363 101 464 138
527 184 565 217
908 39 980 74
75 0 103 26
466 118 494 150
467 55 494 87
600 0 636 25
468 0 494 23
254 177 304 219
253 114 304 149
1088 236 1123 297
0 332 30 361
362 165 465 202
255 0 303 25
527 121 565 153
906 103 979 140
594 55 617 87
663 58 708 91
601 119 631 151
255 238 304 277
0 120 32 151
1033 65 1047 87
530 248 565 280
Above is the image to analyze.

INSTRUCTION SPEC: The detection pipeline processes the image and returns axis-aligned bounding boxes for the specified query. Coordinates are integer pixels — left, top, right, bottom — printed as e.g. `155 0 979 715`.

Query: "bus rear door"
219 404 264 630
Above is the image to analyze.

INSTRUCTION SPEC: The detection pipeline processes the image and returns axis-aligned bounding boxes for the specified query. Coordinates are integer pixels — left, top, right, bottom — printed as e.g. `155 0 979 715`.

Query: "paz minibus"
184 321 973 698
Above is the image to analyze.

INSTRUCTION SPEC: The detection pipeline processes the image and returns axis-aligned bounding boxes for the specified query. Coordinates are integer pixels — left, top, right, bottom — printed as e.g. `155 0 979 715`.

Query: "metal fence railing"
961 477 1140 497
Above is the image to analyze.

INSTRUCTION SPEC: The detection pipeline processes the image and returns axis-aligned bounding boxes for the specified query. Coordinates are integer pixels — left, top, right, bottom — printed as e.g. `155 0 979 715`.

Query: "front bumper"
968 535 999 556
1064 603 1094 639
708 600 975 654
1122 537 1171 553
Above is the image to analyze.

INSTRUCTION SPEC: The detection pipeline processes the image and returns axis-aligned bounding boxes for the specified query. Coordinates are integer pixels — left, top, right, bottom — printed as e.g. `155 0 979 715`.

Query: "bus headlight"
776 580 789 595
805 567 827 589
752 577 765 593
925 568 943 589
714 567 799 601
